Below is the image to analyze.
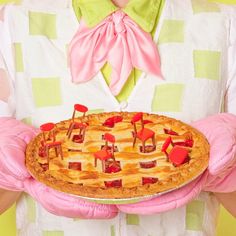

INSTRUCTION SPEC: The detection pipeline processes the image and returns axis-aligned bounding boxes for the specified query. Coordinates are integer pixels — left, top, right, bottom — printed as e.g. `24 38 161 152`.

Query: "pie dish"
26 110 210 200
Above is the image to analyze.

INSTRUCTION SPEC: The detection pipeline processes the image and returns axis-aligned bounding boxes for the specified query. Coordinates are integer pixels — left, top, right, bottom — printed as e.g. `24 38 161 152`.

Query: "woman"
0 0 236 235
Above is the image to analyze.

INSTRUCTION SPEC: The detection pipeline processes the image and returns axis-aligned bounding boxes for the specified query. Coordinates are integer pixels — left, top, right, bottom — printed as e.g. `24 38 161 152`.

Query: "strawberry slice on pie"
164 128 178 135
103 116 123 128
142 177 158 185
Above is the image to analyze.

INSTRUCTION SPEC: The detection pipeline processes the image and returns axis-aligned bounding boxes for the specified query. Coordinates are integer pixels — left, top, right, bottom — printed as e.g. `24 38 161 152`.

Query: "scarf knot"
69 10 162 96
112 11 126 33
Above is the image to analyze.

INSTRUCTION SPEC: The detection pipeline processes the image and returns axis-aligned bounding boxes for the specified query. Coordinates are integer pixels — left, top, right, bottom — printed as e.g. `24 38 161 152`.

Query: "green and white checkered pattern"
15 192 219 236
9 0 228 125
1 0 236 235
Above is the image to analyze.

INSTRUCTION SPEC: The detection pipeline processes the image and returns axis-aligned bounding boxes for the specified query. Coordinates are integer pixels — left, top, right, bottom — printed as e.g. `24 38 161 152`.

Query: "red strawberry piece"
164 128 178 135
105 161 121 173
113 116 123 123
72 134 83 143
105 180 122 188
106 165 121 173
185 139 194 147
103 118 115 128
68 162 82 171
103 116 123 128
174 139 194 148
40 164 49 171
173 141 187 147
142 177 158 185
38 146 46 157
140 160 156 169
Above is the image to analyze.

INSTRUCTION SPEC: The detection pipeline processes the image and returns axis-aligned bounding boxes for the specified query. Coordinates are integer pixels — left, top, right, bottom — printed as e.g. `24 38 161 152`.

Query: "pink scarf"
69 10 162 96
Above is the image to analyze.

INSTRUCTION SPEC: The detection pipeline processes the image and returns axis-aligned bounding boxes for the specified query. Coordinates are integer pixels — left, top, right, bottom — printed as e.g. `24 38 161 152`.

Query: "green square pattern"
158 20 185 44
42 231 64 236
152 84 185 112
101 63 142 103
126 214 140 225
26 195 36 223
29 11 57 39
111 225 115 236
191 0 220 13
87 109 104 115
193 50 221 80
21 117 32 125
186 200 205 231
32 77 62 108
14 43 24 72
116 69 141 103
0 0 21 4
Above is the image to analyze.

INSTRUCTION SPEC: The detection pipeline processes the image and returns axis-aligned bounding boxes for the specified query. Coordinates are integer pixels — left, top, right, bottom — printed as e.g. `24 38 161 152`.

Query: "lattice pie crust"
26 112 209 199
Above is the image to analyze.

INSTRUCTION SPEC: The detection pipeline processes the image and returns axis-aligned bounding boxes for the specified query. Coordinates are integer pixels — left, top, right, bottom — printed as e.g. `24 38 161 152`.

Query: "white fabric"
0 52 15 117
0 0 236 235
0 100 12 116
225 16 236 114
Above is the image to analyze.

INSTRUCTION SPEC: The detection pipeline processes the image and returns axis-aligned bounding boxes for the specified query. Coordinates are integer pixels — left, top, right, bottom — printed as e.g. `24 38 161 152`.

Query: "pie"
25 110 210 200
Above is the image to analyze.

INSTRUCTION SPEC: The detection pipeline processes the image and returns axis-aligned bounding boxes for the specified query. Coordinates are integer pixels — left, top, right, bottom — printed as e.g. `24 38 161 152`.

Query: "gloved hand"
118 113 236 215
0 117 118 219
193 113 236 193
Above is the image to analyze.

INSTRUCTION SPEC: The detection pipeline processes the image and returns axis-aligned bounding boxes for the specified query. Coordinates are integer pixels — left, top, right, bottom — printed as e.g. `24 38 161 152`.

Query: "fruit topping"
103 116 123 128
40 163 49 171
72 134 84 143
68 162 82 171
38 146 46 157
104 179 122 188
164 128 178 135
105 161 121 173
142 177 158 185
140 160 157 169
173 139 194 148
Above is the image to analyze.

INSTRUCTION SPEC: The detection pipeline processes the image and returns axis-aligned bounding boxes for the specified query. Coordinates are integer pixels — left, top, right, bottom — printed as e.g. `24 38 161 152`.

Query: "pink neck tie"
69 10 162 96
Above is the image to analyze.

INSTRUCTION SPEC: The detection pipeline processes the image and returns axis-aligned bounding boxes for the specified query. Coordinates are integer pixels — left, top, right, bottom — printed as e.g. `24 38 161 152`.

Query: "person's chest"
6 1 230 126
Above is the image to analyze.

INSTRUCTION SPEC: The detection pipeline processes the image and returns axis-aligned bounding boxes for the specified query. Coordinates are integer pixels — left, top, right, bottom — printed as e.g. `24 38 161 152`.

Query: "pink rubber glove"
25 179 118 218
193 113 236 193
0 118 118 218
0 118 37 191
118 113 236 215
